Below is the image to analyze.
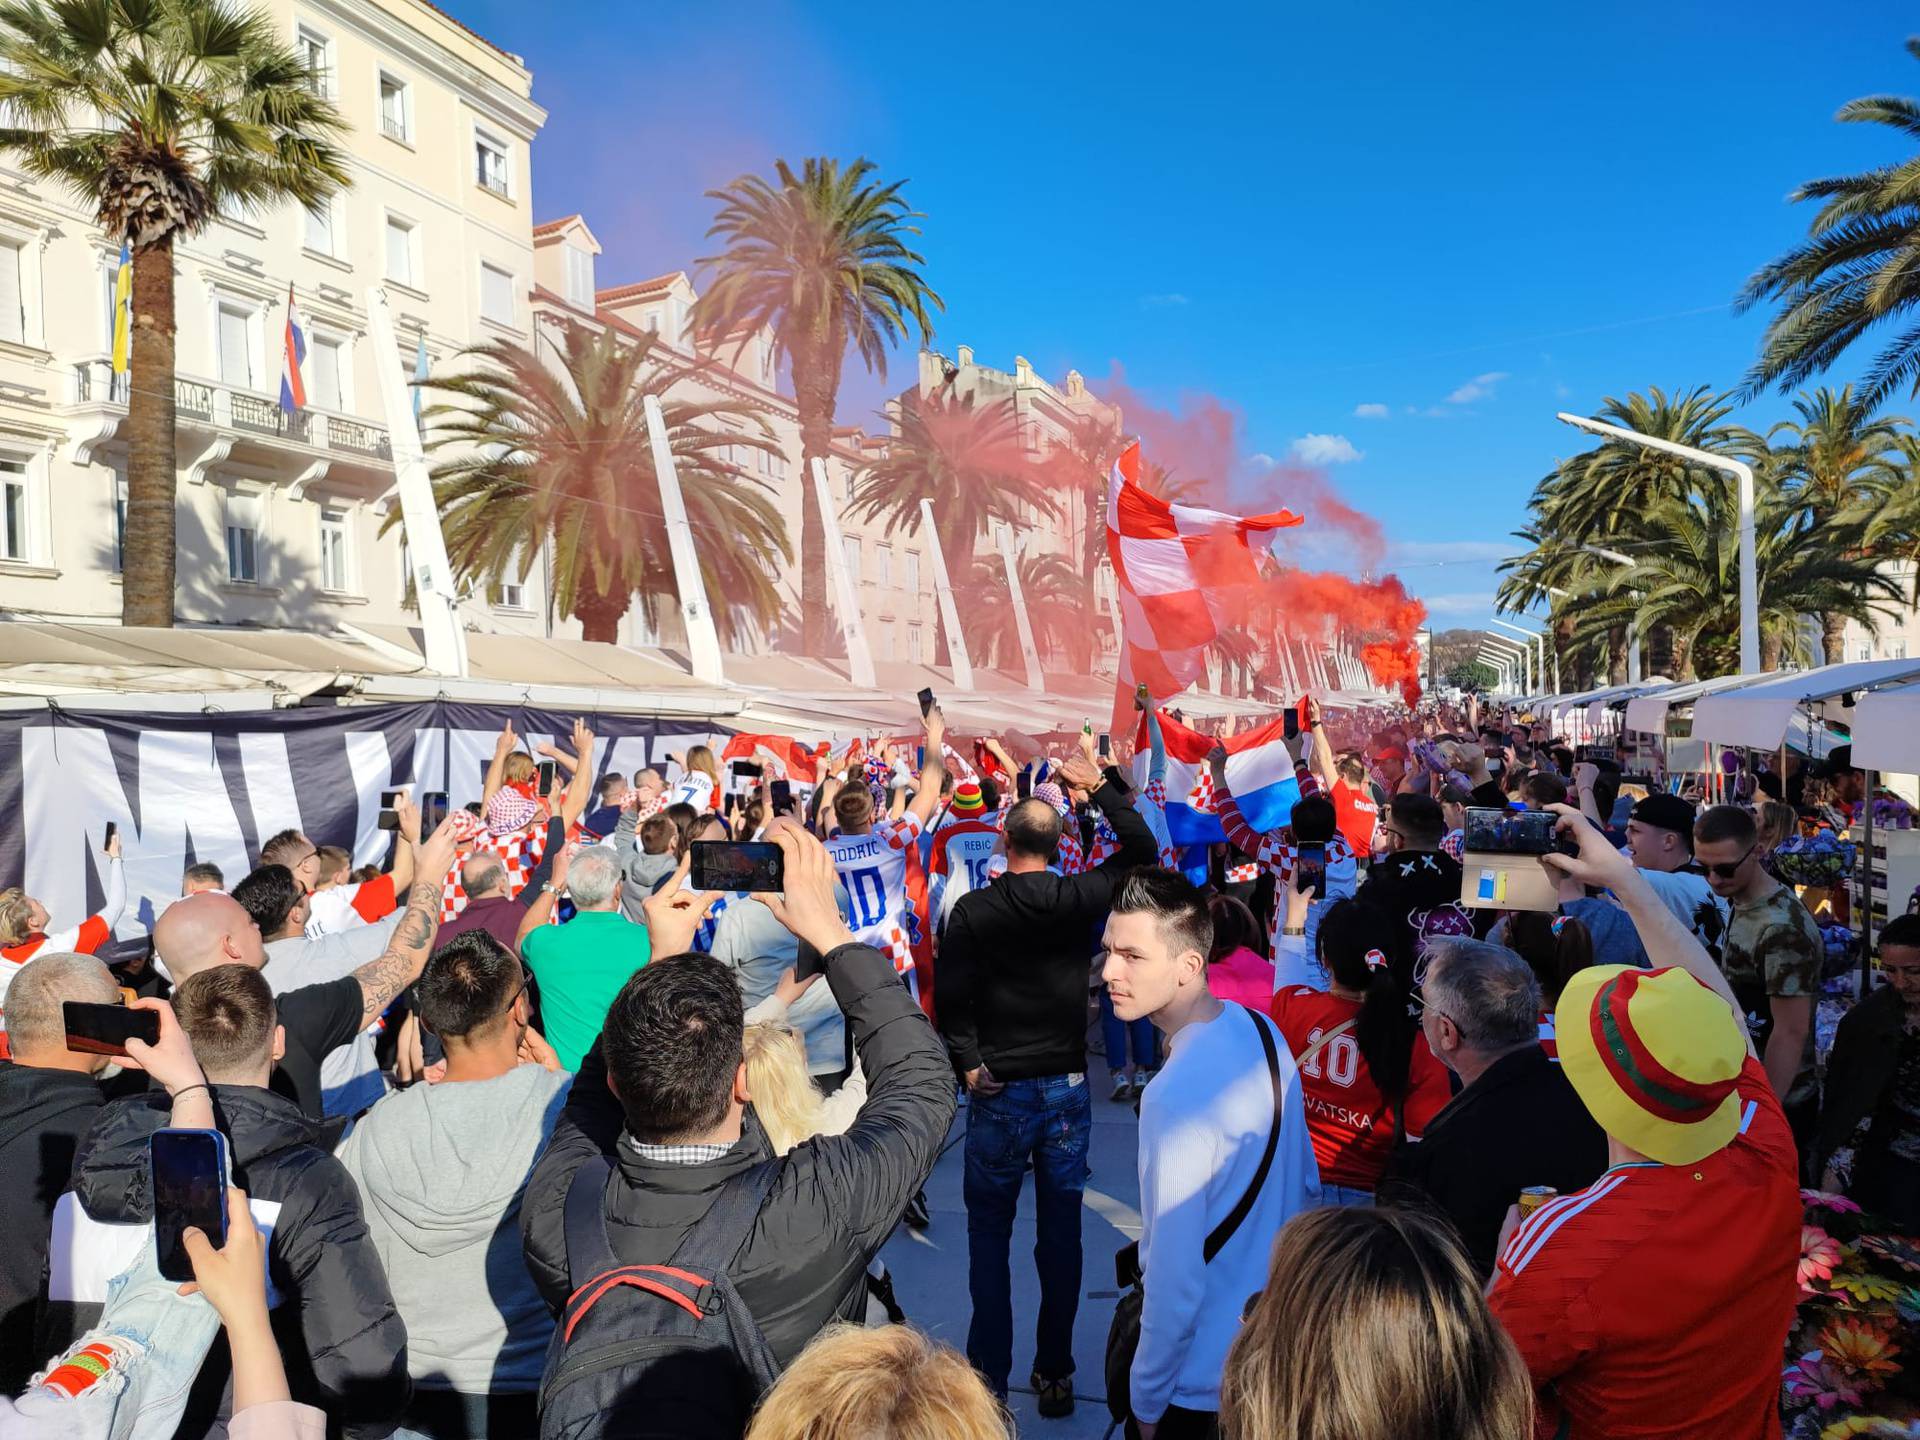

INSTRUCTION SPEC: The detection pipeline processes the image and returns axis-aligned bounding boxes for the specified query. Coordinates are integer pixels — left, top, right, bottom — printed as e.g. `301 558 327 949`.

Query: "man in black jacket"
49 963 410 1438
1378 937 1607 1277
0 951 118 1392
519 820 955 1428
1356 792 1467 980
935 753 1155 1415
1816 914 1920 1227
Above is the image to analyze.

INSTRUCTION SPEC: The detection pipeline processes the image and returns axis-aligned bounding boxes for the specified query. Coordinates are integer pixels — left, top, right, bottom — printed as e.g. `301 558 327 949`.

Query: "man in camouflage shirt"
1695 805 1824 1158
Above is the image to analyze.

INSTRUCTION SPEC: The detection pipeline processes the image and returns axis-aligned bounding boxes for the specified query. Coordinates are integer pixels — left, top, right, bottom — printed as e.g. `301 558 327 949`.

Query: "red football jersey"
1269 987 1453 1191
1330 778 1380 857
1488 1057 1799 1440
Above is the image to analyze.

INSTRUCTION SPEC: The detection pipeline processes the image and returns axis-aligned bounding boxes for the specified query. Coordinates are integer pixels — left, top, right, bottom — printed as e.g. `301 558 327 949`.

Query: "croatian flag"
1133 708 1303 848
279 285 307 414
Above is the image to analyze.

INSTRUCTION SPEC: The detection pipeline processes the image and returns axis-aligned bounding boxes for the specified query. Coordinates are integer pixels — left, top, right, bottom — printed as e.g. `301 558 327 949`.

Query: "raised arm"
517 842 572 948
482 719 517 811
1206 744 1293 873
906 707 948 829
1306 699 1338 794
558 719 596 830
1144 707 1168 785
349 818 458 1030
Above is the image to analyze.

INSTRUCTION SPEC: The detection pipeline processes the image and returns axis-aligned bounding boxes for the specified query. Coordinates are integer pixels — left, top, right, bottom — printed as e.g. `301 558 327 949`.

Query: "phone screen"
151 1129 229 1283
1016 770 1032 800
1464 807 1562 856
103 821 118 850
62 1001 159 1057
1282 710 1300 740
537 761 557 798
377 787 405 832
421 791 450 825
1097 733 1112 760
689 841 785 894
1294 842 1328 899
918 687 936 717
769 779 792 814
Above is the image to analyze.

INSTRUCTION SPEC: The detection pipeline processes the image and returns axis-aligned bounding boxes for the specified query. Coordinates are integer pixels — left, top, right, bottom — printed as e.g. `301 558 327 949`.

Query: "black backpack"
538 1153 784 1440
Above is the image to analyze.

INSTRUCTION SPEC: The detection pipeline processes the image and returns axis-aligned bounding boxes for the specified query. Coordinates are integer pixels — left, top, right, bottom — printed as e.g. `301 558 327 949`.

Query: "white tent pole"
917 498 974 690
642 394 724 686
808 457 876 688
995 524 1045 692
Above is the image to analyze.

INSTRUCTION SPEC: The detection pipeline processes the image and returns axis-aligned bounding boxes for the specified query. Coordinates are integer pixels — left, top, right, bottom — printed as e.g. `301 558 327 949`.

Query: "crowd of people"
0 687 1907 1439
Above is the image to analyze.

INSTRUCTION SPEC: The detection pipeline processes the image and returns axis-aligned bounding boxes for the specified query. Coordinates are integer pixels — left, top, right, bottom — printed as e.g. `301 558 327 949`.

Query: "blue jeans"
1099 988 1158 1072
964 1074 1092 1392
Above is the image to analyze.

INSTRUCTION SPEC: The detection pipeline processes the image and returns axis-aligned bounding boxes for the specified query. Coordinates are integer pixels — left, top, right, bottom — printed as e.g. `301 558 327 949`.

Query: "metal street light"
1491 617 1552 695
1557 411 1758 674
1478 649 1514 690
1485 632 1532 693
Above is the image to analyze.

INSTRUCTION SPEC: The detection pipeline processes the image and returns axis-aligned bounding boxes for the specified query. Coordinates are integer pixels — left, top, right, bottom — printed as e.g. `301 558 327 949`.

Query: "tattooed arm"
350 816 458 1029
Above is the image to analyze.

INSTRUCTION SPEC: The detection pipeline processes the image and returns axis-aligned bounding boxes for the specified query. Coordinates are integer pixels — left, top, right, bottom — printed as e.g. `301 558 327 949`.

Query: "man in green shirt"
518 843 653 1071
1694 804 1824 1158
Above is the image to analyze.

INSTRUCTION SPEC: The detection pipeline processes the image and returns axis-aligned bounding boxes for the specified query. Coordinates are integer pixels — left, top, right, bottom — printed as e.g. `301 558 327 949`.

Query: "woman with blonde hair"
1222 1206 1534 1440
669 744 723 814
745 1323 1011 1440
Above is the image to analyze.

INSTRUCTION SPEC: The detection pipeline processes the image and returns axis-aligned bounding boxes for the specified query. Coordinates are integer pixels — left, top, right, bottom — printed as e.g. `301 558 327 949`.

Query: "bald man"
154 819 458 1120
0 952 118 1389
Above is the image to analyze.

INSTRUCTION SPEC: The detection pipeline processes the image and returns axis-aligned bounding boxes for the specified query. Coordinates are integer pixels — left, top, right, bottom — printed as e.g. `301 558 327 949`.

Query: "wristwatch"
541 882 561 895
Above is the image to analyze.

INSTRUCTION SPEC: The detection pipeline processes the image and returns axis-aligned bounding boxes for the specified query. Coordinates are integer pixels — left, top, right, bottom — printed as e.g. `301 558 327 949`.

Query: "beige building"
1842 562 1920 665
0 0 544 634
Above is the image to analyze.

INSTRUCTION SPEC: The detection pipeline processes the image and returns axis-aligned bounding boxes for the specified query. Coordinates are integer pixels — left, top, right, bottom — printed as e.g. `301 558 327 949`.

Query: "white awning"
1621 674 1766 735
1690 659 1920 750
1851 681 1920 772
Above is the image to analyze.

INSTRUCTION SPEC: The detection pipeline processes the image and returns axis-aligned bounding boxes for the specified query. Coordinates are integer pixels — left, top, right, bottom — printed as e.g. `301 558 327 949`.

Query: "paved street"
881 1054 1142 1440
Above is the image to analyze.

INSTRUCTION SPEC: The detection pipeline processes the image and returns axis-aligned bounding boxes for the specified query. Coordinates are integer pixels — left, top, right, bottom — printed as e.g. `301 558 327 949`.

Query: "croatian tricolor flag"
279 285 307 414
1133 708 1302 848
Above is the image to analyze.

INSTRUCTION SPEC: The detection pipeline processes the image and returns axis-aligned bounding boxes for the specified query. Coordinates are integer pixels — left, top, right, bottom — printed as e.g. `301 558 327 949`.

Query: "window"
216 303 254 388
378 73 411 143
843 470 855 502
296 27 331 96
668 297 688 345
1899 642 1911 661
307 334 344 412
564 245 594 308
907 624 921 661
498 576 525 609
303 197 335 256
111 471 126 572
474 130 510 197
874 544 890 588
1860 644 1874 662
384 216 416 286
842 535 860 586
878 621 894 663
0 458 24 561
0 241 21 345
480 262 515 326
225 492 261 583
905 551 920 594
759 340 775 388
319 506 350 592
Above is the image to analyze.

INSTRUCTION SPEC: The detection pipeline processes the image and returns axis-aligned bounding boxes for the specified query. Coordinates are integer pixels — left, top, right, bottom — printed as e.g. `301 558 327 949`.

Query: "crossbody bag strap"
1202 1009 1285 1264
1294 1017 1356 1073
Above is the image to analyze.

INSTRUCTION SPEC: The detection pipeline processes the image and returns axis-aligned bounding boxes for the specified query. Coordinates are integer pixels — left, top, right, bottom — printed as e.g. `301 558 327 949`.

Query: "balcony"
65 357 392 469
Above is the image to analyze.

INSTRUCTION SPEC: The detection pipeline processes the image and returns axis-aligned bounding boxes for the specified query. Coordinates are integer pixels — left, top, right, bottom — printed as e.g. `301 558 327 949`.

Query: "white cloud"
1446 371 1509 405
1385 539 1517 566
1288 433 1363 465
1417 590 1499 617
1139 293 1189 308
1353 402 1390 420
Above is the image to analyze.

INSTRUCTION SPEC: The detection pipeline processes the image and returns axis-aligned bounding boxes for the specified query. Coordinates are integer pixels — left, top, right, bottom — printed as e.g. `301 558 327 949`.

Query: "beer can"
1518 1185 1557 1219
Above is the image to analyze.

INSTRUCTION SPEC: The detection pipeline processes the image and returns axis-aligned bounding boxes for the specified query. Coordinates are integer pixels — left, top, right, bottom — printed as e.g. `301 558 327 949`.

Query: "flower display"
1785 1196 1920 1435
1821 1321 1903 1383
1860 1235 1920 1277
1806 1190 1867 1215
1806 1227 1848 1295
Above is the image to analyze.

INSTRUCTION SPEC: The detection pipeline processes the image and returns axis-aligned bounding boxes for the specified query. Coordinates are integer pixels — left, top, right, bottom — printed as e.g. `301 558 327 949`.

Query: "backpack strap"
561 1154 619 1287
1294 1017 1356 1073
1201 1009 1284 1264
668 1156 784 1275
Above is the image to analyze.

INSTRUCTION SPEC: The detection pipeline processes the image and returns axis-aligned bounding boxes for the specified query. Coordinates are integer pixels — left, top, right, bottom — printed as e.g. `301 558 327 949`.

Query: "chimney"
956 344 973 368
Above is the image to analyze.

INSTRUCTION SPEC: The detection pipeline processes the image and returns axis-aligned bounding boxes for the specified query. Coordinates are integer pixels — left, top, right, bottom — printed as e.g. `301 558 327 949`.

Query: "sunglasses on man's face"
1701 846 1756 880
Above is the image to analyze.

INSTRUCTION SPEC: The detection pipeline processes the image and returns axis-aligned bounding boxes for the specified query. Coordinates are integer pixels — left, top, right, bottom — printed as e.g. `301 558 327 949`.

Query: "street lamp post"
1478 648 1514 692
1485 633 1532 693
1492 618 1549 698
1557 411 1759 674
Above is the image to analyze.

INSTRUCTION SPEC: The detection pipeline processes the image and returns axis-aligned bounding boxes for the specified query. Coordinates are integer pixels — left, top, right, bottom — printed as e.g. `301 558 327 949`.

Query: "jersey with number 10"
825 814 929 982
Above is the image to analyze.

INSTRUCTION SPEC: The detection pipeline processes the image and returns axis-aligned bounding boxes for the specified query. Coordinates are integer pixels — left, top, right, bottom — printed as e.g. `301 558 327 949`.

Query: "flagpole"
995 524 1045 693
643 393 725 685
917 498 974 690
809 457 877 688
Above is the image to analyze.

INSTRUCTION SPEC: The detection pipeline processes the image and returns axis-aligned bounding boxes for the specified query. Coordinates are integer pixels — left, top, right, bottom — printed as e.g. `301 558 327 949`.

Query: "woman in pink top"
1206 895 1277 1010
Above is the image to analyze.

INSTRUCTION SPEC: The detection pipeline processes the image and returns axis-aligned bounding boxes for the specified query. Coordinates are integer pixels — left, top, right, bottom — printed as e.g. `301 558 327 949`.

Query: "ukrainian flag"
109 244 131 373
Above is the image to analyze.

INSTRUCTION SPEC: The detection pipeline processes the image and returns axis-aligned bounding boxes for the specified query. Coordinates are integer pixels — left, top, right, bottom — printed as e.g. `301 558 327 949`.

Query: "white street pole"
1558 412 1758 674
1486 633 1530 693
1491 618 1549 699
808 457 876 689
917 498 974 691
642 394 724 686
1478 650 1513 691
995 523 1045 693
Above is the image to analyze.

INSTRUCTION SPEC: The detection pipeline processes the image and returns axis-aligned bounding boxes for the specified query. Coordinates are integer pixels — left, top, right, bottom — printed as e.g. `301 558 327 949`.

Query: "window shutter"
0 243 21 344
304 202 332 255
218 307 252 387
309 337 343 412
481 264 514 324
385 220 410 283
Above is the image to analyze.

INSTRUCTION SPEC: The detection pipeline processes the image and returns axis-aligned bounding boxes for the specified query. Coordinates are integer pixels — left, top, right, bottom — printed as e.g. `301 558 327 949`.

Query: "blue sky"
456 0 1917 631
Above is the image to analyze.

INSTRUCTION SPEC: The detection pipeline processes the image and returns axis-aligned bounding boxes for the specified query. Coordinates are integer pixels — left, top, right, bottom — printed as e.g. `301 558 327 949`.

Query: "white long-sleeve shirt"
1132 1000 1320 1423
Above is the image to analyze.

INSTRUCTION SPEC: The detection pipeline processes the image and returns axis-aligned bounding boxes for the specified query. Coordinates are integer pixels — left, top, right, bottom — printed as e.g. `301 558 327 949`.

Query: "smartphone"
1016 769 1032 800
689 840 784 893
377 786 405 832
1098 733 1112 760
768 778 792 814
151 1128 230 1283
1463 807 1572 856
537 760 557 798
420 791 449 825
1282 709 1300 741
62 1000 159 1057
103 821 118 850
1295 842 1328 899
729 760 763 781
918 687 936 718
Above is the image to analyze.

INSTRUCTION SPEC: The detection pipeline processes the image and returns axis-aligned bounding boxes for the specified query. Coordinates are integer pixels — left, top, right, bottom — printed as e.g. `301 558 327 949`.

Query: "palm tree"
847 390 1059 583
1038 407 1124 609
695 158 942 654
1764 385 1906 661
961 550 1092 672
0 0 349 626
406 322 791 644
1739 39 1920 405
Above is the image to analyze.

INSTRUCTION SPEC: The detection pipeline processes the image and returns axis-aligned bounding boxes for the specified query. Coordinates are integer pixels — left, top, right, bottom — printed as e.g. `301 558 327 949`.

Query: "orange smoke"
1260 570 1427 707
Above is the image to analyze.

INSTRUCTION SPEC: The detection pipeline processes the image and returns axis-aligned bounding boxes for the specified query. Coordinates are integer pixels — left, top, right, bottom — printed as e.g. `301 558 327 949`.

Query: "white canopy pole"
808 457 876 688
995 524 1045 693
642 394 724 686
917 498 974 691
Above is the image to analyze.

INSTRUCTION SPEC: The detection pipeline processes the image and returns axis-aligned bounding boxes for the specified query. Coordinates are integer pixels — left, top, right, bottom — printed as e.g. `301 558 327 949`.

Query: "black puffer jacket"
65 1084 410 1439
520 941 956 1369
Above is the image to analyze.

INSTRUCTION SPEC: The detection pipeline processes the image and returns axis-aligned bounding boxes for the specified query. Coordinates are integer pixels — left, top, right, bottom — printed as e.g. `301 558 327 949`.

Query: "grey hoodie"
337 1063 569 1395
613 806 679 921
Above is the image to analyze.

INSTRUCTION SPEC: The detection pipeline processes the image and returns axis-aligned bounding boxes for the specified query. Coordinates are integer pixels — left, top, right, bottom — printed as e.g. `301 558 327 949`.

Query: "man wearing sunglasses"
1694 804 1823 1159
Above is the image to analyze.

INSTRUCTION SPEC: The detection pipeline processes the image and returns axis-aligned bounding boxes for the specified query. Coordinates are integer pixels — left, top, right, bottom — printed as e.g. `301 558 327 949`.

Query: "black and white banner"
0 702 733 946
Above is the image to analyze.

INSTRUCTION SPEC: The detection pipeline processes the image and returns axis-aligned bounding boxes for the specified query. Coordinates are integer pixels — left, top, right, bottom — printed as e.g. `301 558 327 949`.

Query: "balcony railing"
381 112 407 142
70 359 391 463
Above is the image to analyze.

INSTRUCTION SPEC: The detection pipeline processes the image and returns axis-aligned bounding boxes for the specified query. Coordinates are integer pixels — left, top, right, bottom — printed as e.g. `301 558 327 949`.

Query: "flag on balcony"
1105 439 1303 703
279 285 307 414
109 245 131 374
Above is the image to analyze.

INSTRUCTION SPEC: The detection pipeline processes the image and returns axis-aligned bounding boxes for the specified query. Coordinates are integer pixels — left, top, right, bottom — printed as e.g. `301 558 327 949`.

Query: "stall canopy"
1689 658 1920 751
1851 680 1920 773
1621 673 1768 737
